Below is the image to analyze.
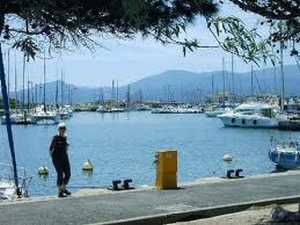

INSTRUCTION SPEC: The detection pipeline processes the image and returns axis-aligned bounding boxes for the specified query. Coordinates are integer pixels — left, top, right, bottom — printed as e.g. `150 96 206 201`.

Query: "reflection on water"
0 111 299 196
82 170 93 177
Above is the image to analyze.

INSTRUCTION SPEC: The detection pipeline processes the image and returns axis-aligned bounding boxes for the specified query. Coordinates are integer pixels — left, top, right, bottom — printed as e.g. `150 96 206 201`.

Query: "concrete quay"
1 171 300 225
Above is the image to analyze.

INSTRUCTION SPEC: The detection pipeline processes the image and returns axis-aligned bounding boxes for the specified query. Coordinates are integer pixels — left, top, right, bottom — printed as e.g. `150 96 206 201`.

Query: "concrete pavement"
1 172 300 225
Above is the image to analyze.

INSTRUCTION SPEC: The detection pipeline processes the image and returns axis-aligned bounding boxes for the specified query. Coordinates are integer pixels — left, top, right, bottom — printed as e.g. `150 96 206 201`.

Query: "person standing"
49 122 71 198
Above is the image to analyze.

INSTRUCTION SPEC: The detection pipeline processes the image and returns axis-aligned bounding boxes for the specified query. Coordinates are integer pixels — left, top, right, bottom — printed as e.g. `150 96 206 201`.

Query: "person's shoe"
64 189 71 196
58 192 67 198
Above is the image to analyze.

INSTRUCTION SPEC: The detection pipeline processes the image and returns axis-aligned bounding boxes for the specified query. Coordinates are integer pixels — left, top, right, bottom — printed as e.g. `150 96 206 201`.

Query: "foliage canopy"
0 0 299 63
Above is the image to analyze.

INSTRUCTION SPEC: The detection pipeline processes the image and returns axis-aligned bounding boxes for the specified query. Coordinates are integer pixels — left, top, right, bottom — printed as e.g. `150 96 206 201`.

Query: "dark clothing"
52 155 71 186
50 135 71 186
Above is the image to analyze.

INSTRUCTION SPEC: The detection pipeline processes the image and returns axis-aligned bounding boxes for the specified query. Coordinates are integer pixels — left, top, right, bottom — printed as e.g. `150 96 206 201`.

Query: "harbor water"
0 111 299 196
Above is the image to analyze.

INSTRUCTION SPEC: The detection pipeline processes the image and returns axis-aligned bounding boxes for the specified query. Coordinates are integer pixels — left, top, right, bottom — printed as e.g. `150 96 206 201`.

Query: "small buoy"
38 166 49 176
82 160 93 171
223 154 233 162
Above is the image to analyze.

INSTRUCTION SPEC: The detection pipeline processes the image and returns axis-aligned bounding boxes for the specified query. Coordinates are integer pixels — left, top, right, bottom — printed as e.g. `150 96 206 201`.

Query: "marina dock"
2 171 300 225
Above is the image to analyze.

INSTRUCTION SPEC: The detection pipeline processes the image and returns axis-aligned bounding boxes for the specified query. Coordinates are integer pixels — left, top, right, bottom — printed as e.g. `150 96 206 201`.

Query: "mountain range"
15 64 300 104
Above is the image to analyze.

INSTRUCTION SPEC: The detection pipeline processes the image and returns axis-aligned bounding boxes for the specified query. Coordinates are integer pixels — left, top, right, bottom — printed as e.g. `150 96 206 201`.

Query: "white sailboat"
31 55 59 124
0 163 32 200
1 111 36 125
0 179 16 200
32 106 59 124
206 58 231 117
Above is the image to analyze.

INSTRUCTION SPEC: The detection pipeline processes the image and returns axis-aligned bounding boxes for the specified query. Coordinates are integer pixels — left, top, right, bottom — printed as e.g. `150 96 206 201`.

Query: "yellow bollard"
155 150 177 190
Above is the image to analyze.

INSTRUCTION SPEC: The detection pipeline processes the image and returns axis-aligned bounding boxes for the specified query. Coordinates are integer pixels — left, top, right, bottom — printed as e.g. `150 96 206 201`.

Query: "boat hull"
205 111 224 118
218 115 279 128
278 120 300 131
269 149 300 170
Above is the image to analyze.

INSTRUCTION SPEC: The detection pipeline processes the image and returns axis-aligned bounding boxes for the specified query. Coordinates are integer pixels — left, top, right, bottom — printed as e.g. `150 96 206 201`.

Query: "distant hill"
15 64 300 104
118 64 300 102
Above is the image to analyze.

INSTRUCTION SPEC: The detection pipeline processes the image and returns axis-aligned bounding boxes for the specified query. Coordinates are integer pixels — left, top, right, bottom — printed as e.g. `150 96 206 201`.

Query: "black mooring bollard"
235 169 244 178
123 179 133 190
112 180 122 191
226 169 235 178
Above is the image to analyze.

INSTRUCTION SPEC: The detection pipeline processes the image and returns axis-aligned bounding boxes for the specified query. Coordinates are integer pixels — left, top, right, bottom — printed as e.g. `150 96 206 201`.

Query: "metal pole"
280 41 285 111
14 52 17 110
61 69 64 106
43 53 46 112
22 54 25 110
251 65 254 96
222 57 226 106
7 49 10 100
27 80 30 111
35 84 37 106
0 44 21 196
116 81 119 104
273 66 277 95
231 53 234 98
211 74 214 100
55 79 58 108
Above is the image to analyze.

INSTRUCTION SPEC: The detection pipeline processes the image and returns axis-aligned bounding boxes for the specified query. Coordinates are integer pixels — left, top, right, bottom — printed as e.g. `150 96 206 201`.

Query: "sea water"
0 111 298 196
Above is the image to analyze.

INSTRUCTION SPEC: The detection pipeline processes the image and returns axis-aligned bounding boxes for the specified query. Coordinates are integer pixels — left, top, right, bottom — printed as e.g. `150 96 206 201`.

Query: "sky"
2 1 298 89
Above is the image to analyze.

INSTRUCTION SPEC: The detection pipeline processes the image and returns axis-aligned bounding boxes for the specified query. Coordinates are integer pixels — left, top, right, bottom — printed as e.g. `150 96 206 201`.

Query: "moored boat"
218 103 280 128
278 116 300 131
96 106 126 113
152 105 203 114
1 112 36 125
269 139 300 170
32 106 59 124
205 107 231 118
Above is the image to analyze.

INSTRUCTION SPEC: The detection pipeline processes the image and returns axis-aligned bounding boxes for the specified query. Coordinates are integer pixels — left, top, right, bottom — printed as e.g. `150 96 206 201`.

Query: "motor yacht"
218 103 280 128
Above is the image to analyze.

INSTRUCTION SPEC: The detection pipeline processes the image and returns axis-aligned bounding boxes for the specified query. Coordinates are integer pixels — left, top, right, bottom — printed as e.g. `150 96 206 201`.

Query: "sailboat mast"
68 85 71 105
31 82 34 105
211 73 214 101
7 49 10 101
116 80 119 104
27 79 30 111
273 66 277 95
69 86 72 106
43 53 46 112
22 54 25 110
60 69 65 107
231 53 235 99
251 65 254 96
222 57 226 106
99 87 104 104
55 79 59 108
127 84 131 107
280 40 285 111
34 84 37 105
111 80 115 102
14 52 17 110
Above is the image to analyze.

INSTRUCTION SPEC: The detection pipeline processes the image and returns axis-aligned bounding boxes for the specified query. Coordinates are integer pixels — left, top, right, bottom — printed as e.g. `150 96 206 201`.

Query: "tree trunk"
0 12 21 196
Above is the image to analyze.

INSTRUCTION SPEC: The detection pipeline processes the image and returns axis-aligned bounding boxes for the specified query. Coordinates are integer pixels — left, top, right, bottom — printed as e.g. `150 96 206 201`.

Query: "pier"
1 171 300 225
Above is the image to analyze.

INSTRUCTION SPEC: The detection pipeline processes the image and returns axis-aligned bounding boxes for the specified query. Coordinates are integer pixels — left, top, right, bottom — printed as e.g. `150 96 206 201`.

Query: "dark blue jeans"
52 154 71 187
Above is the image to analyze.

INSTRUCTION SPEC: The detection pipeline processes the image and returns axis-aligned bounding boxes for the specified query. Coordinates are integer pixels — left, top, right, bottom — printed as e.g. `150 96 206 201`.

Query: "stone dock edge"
88 195 300 225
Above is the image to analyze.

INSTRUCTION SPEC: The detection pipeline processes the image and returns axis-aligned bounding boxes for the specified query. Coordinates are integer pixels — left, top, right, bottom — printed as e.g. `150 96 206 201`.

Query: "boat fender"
38 166 49 176
123 179 133 190
82 160 94 171
112 180 122 191
278 151 282 163
295 153 298 162
223 154 233 162
235 169 244 178
226 170 235 179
